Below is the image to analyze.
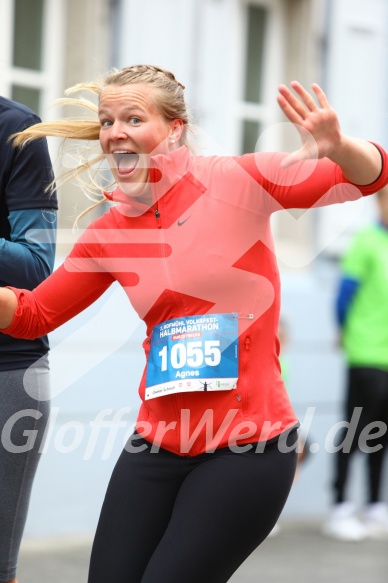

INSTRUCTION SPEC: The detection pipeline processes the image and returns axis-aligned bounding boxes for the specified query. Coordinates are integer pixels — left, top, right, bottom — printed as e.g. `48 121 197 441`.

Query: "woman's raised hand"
277 81 342 168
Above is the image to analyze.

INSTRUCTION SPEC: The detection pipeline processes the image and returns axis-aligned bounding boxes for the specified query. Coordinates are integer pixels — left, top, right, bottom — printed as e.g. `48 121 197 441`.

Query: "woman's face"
99 83 181 201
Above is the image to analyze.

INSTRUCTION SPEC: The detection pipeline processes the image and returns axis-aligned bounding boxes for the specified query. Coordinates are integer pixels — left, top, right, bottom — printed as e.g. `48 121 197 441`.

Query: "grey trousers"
0 361 50 582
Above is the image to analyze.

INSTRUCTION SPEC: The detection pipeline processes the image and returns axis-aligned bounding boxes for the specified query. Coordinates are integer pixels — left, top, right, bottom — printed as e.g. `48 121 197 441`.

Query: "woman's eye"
100 120 112 127
130 117 141 125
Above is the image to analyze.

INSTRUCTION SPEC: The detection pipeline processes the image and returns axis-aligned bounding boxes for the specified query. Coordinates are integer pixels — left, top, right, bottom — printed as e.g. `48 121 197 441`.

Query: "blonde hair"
11 64 192 219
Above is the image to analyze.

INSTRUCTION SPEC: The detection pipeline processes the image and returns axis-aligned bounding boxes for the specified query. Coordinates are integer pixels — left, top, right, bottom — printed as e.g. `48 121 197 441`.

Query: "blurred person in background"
323 186 388 541
0 96 57 583
0 64 387 583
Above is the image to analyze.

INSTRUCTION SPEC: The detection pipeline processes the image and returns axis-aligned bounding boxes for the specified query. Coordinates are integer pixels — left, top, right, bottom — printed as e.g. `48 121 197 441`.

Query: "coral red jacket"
4 145 388 455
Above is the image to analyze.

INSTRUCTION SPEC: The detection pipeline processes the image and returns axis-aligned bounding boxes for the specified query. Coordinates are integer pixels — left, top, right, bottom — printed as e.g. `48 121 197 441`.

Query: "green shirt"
342 224 388 368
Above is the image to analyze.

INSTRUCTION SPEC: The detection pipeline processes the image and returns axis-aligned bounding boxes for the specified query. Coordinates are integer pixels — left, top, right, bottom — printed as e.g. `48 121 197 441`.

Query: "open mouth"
112 152 140 176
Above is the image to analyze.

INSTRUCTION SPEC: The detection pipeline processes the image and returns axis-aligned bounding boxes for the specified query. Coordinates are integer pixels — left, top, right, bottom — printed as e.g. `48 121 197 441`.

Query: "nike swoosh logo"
177 217 191 226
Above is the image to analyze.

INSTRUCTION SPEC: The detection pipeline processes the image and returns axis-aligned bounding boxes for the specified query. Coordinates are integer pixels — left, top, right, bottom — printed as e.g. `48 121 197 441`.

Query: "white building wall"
317 0 388 257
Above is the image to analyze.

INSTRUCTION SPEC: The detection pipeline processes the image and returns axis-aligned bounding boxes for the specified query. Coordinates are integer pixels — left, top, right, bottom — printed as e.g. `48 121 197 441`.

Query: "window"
0 0 64 118
241 4 267 153
11 85 41 113
12 0 45 112
13 0 44 71
244 4 267 104
236 0 284 155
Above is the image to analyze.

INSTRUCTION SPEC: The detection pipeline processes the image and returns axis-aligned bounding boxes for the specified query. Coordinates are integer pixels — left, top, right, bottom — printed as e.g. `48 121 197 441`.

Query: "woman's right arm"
0 260 114 339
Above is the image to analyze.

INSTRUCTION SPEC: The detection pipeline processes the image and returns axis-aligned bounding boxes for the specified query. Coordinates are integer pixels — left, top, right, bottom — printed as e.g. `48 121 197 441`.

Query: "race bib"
145 313 239 400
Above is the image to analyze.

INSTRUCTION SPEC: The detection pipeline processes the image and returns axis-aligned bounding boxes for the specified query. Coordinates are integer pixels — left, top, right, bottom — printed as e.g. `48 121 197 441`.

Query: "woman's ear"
169 119 184 144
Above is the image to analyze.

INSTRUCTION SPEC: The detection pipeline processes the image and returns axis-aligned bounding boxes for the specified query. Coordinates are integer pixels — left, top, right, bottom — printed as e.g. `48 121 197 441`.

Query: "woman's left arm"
277 82 382 185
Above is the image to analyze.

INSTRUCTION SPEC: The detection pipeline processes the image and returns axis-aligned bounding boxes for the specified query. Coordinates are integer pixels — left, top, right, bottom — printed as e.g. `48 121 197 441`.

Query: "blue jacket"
0 96 58 370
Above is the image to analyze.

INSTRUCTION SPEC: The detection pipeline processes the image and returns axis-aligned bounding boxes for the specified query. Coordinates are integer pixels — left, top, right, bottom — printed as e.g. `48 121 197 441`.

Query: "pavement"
18 519 387 583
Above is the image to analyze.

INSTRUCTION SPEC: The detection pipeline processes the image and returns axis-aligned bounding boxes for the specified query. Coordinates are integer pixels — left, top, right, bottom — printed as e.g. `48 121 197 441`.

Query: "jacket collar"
104 146 191 216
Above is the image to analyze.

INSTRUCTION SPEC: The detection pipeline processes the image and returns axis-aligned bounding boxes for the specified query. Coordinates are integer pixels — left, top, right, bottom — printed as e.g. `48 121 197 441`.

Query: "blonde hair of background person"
1 64 388 583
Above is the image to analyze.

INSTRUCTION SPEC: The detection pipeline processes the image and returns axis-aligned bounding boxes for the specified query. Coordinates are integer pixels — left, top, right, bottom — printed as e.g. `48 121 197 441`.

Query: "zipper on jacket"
235 335 251 403
231 315 253 403
155 208 161 228
152 202 181 425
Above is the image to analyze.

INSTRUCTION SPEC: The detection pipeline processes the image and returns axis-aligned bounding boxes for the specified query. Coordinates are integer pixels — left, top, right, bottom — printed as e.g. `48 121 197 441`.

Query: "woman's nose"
109 120 128 140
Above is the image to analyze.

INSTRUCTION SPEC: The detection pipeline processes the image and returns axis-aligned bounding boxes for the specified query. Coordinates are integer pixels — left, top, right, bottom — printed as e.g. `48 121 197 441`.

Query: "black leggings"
333 366 388 504
88 430 298 583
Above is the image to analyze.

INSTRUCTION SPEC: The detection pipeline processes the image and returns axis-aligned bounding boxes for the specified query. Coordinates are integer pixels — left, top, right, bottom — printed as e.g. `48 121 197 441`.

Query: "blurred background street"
19 520 388 583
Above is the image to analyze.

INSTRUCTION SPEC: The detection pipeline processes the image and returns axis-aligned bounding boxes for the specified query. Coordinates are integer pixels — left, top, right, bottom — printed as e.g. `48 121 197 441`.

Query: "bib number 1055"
158 340 221 371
